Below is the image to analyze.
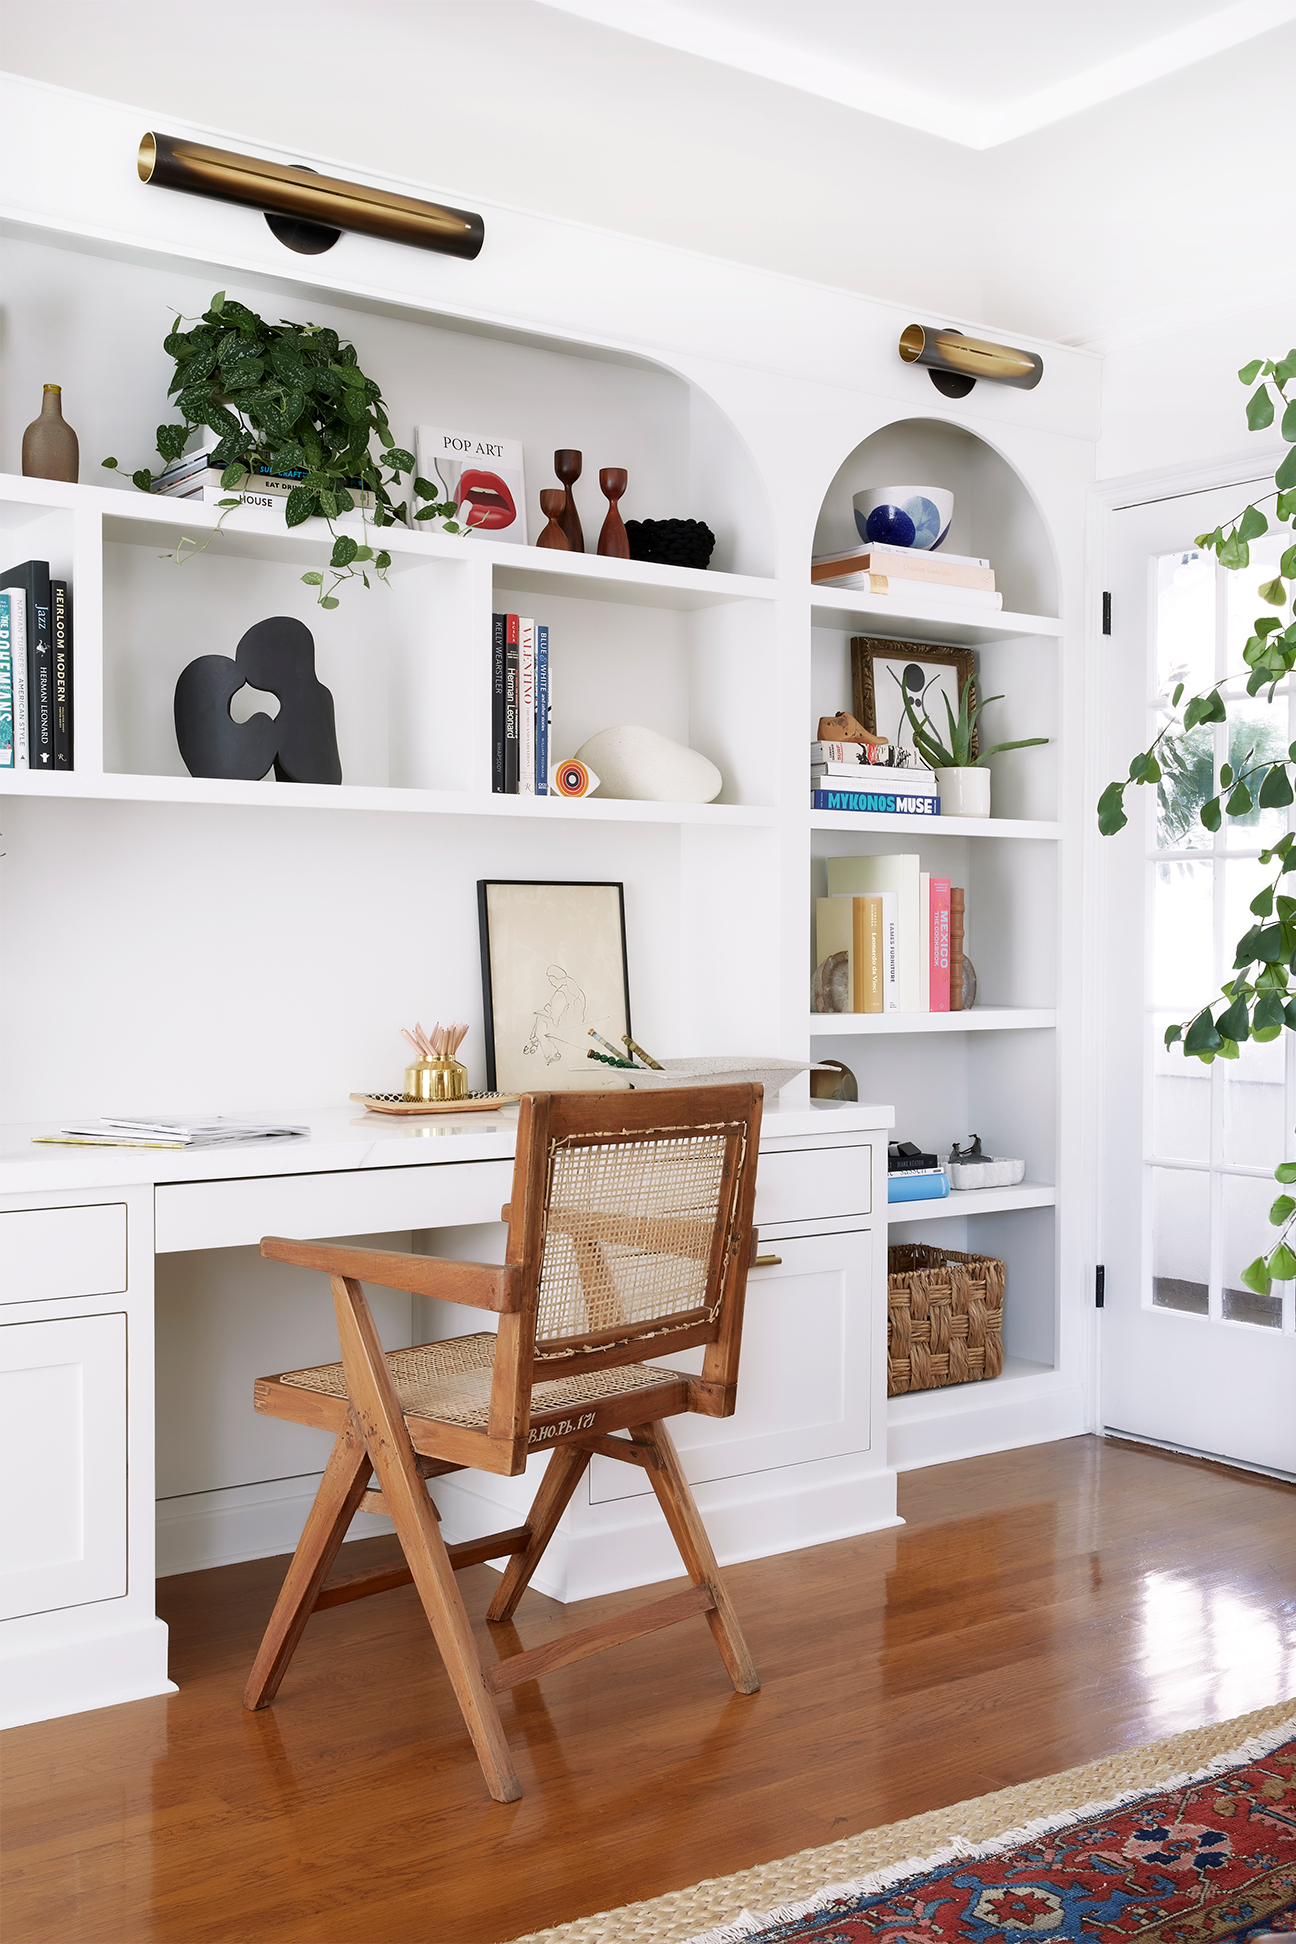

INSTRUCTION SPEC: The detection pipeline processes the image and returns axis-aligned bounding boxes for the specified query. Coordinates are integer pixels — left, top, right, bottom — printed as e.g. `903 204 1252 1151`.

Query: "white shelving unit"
0 75 1095 1489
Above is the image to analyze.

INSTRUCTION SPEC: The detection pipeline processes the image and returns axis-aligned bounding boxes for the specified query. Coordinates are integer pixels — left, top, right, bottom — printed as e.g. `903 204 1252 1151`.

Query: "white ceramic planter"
935 765 990 817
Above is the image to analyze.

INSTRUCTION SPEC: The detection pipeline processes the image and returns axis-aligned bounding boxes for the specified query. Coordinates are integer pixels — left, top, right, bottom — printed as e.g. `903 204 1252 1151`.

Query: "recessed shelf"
810 583 1062 648
810 1008 1056 1035
886 1182 1057 1224
810 810 1060 839
0 768 780 824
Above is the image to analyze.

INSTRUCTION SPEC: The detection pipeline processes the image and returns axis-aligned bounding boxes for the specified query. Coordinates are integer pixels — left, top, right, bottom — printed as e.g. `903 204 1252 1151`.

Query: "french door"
1100 479 1296 1475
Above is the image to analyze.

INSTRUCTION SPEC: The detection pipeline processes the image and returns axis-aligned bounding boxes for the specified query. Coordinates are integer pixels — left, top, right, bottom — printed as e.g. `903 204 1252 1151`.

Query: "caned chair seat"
243 1084 764 1805
280 1333 682 1430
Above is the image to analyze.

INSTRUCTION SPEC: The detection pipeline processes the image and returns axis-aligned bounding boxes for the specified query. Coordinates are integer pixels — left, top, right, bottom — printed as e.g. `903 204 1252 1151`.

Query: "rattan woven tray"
350 1092 521 1116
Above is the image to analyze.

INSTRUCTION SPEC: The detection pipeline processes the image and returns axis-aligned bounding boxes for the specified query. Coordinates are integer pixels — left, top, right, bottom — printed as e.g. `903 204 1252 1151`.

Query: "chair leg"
244 1421 373 1710
485 1444 592 1624
631 1419 760 1695
331 1276 522 1803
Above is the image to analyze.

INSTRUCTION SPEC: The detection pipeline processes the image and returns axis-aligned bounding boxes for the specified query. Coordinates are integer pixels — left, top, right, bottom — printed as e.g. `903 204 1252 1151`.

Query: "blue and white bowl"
853 484 953 552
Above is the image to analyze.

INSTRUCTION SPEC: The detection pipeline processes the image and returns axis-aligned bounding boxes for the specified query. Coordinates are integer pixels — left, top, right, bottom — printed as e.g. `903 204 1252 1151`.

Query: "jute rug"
506 1699 1296 1944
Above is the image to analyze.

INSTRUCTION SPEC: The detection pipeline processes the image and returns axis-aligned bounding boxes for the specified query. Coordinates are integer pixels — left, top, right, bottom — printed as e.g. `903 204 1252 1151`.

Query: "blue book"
888 1170 950 1203
813 787 940 815
0 591 12 768
536 623 549 795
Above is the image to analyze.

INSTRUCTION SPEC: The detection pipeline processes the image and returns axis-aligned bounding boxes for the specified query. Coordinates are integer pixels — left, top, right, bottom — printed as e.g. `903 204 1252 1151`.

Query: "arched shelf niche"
812 416 1058 619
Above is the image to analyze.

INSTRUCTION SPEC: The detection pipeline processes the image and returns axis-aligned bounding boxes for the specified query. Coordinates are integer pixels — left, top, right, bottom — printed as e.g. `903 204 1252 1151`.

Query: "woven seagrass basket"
887 1243 1005 1396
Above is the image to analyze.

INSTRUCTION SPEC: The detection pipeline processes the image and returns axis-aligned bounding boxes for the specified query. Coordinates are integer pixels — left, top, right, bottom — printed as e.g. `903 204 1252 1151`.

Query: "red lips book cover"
415 426 527 545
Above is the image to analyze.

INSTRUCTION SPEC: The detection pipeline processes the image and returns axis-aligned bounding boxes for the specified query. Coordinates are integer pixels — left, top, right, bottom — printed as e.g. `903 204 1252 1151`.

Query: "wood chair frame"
244 1084 764 1802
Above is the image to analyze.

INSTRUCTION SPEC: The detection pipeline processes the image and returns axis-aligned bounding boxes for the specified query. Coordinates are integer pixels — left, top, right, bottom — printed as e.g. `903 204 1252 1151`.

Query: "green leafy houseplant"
102 291 477 606
1097 348 1296 1294
896 672 1049 769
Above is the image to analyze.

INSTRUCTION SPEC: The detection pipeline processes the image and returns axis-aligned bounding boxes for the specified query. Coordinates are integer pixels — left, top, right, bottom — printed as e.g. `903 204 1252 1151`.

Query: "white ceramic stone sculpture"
574 725 723 803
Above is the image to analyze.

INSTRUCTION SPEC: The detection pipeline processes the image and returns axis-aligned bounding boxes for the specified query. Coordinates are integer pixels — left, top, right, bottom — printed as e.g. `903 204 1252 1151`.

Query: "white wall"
2 2 1292 352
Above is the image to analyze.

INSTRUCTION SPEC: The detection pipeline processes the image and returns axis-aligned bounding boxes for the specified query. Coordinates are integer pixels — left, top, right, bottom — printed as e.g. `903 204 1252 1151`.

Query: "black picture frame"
477 879 632 1092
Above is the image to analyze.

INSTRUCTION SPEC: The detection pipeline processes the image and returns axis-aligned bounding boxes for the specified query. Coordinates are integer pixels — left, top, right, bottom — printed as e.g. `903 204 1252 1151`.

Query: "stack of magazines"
34 1116 308 1149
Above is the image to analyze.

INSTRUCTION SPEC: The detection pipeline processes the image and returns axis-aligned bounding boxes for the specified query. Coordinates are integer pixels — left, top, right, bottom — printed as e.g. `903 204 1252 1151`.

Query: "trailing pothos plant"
1098 349 1296 1295
102 291 478 607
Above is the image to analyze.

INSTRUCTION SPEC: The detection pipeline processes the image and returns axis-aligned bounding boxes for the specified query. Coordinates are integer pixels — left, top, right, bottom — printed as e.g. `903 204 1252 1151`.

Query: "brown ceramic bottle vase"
536 489 571 549
553 449 584 552
23 384 79 483
597 468 629 558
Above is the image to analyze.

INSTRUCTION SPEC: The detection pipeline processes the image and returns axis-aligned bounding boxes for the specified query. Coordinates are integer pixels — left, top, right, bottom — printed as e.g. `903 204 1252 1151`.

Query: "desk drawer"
155 1159 514 1253
0 1204 128 1306
754 1143 870 1227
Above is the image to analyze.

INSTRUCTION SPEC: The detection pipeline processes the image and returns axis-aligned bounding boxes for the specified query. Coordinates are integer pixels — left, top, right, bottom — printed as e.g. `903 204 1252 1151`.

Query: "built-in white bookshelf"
0 114 1091 1475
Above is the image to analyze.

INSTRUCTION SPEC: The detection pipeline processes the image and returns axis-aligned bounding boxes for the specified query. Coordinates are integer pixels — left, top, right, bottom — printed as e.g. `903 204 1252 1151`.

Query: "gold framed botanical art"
851 637 977 767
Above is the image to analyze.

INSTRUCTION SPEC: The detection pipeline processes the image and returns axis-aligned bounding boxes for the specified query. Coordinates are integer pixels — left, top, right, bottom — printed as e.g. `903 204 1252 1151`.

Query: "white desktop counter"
0 1097 895 1727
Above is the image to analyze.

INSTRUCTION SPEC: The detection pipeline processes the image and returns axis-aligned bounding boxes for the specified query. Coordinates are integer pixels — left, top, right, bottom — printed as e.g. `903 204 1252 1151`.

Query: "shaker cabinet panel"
0 1204 128 1306
589 1228 871 1502
753 1145 871 1228
0 1312 128 1620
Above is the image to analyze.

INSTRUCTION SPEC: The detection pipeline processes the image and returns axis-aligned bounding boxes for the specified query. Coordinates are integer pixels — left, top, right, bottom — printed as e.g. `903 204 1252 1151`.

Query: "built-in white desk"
0 1097 895 1728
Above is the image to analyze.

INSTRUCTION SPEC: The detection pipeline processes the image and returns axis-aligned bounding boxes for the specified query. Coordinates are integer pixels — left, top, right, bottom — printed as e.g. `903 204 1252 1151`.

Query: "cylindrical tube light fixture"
899 324 1043 395
138 132 484 260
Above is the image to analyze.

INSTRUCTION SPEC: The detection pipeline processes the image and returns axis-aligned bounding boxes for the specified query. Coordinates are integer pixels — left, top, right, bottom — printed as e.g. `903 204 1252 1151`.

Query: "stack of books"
151 439 375 510
1 558 73 772
812 541 1003 614
33 1116 308 1149
492 612 553 795
813 856 966 1015
887 1142 950 1203
810 738 939 814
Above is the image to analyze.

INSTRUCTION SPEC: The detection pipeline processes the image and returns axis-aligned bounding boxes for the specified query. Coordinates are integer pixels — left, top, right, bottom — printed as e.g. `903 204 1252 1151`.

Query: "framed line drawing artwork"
478 880 632 1092
851 637 977 769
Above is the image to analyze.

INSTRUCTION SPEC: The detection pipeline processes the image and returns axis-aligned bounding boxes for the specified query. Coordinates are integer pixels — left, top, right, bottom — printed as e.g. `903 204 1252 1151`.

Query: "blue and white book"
536 623 550 795
888 1168 950 1203
1 586 28 769
0 590 12 768
812 787 940 815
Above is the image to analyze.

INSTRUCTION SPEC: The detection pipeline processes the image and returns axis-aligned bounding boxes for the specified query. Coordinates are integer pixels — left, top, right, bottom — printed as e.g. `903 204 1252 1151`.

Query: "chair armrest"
259 1237 522 1313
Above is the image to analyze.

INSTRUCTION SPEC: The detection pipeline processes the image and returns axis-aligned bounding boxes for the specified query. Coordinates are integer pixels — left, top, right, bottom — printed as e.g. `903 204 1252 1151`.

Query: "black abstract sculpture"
174 616 342 784
625 518 716 571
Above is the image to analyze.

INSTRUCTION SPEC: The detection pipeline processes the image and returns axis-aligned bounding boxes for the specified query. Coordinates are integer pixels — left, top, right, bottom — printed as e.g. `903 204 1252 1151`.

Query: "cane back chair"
244 1083 764 1802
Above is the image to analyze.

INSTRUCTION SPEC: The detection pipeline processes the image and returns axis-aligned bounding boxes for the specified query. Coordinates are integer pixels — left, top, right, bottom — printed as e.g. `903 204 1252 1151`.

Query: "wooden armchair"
244 1083 764 1802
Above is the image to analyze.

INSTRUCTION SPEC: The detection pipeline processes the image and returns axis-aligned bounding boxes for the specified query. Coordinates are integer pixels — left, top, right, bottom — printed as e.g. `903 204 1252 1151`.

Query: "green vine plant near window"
1098 350 1296 1295
102 292 478 606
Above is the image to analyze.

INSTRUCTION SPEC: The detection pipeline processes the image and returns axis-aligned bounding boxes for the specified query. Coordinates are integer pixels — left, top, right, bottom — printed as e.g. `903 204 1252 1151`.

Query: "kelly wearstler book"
415 426 527 545
0 560 52 770
491 612 507 792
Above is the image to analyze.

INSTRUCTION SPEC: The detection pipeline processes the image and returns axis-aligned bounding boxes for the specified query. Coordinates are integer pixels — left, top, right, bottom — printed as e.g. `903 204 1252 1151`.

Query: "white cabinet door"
589 1228 871 1502
0 1313 128 1620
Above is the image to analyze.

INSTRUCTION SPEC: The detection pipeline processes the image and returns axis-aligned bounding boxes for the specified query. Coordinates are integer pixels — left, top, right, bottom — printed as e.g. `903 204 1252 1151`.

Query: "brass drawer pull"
753 1252 783 1268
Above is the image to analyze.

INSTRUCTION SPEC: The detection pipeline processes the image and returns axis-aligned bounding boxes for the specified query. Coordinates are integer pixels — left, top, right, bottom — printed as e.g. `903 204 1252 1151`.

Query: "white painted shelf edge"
0 767 781 824
886 1355 1059 1419
886 1182 1057 1223
1 473 780 611
810 1008 1056 1035
809 810 1060 839
810 583 1062 647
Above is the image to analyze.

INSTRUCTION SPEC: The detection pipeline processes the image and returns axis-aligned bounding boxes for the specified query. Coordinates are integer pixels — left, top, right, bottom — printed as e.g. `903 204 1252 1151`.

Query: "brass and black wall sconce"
898 324 1043 398
138 132 484 260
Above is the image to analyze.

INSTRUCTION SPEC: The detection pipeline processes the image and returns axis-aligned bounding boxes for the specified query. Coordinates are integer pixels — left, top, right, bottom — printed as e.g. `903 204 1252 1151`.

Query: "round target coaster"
550 759 599 797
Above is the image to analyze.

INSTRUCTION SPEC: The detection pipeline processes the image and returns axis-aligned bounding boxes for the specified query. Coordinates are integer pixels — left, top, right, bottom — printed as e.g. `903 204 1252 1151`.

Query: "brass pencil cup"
405 1056 469 1102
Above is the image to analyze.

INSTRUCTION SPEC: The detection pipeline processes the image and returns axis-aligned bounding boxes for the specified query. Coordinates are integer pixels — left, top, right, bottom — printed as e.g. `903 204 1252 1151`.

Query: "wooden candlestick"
597 468 629 558
536 489 571 549
553 449 584 553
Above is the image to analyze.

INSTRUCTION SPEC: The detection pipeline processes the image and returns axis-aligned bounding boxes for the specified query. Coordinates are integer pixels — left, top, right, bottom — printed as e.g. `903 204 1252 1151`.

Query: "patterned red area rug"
692 1728 1296 1944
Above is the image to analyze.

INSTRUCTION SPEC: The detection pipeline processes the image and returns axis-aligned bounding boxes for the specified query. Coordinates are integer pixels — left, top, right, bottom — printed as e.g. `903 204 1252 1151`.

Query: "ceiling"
537 0 1296 145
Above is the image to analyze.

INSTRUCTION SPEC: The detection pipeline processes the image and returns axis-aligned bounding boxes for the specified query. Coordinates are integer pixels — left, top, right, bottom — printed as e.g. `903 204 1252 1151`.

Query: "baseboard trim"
156 1474 397 1577
1 1616 175 1729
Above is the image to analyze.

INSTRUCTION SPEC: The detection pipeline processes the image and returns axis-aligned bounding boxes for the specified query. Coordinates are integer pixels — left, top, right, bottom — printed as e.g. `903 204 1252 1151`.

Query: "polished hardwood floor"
4 1435 1294 1943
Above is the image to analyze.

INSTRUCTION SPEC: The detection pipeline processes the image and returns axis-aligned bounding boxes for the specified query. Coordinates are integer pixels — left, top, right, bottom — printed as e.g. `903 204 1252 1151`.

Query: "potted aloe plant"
898 677 1048 817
